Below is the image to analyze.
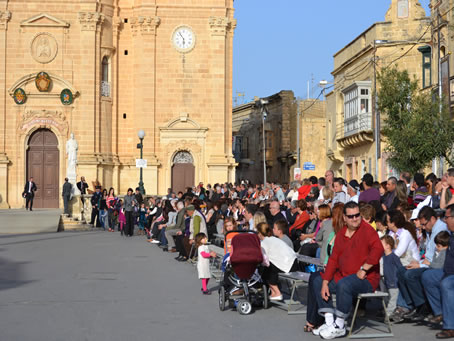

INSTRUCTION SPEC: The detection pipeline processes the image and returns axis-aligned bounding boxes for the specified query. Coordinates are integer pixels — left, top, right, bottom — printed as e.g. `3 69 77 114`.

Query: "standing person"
106 188 117 232
359 173 380 204
134 187 143 207
62 178 72 216
195 232 217 295
23 176 37 211
89 186 102 227
124 188 137 237
381 235 404 316
76 176 89 206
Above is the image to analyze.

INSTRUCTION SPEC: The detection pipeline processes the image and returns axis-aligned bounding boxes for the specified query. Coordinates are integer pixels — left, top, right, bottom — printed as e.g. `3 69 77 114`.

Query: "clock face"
172 26 196 53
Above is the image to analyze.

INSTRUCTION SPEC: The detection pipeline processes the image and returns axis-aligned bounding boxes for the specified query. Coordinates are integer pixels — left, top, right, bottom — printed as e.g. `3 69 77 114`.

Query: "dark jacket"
23 181 37 197
77 181 88 194
62 182 72 197
91 191 102 208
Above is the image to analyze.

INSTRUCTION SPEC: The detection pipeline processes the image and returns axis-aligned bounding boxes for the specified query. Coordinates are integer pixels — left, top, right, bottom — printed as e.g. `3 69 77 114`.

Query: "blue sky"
232 0 431 104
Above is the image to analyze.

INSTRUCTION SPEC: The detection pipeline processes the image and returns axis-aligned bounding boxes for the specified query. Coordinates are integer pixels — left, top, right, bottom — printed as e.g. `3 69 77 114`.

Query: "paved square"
0 231 438 341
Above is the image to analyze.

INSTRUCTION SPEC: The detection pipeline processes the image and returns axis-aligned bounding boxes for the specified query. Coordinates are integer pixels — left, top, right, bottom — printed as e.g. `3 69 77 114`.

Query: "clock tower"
0 0 237 209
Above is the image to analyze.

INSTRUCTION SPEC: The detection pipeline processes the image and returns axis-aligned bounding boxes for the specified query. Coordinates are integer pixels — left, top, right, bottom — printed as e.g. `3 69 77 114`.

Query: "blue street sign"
303 162 315 171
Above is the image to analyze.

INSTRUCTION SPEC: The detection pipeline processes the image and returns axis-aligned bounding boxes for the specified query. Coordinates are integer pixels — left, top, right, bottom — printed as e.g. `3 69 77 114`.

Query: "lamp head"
319 80 328 87
138 130 146 139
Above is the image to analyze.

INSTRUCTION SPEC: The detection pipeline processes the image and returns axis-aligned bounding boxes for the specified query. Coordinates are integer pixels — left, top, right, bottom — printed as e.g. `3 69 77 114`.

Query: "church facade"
0 0 236 209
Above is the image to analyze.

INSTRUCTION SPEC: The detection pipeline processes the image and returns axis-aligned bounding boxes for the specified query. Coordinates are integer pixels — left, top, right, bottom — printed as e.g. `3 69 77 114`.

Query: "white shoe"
150 240 160 244
319 323 346 340
269 295 283 301
312 323 329 336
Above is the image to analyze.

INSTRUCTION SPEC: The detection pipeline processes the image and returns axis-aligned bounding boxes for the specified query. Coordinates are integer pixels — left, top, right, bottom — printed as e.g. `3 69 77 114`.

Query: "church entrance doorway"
171 151 195 194
27 128 59 208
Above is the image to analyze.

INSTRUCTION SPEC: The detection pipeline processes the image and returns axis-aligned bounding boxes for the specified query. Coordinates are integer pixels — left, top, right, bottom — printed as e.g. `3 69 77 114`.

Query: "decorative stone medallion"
30 33 58 64
35 71 51 92
60 89 73 105
13 88 26 105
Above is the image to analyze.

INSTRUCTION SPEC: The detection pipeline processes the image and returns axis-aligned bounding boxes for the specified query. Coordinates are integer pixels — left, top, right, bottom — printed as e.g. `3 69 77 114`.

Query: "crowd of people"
81 168 454 339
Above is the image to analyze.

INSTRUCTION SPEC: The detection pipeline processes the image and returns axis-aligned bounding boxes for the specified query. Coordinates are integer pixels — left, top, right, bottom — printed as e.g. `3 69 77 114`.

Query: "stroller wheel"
262 284 269 309
237 299 252 315
219 286 226 311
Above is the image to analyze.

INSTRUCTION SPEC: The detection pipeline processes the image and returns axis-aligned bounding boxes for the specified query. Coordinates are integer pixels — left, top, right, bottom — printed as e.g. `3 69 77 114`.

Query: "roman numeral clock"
171 25 196 53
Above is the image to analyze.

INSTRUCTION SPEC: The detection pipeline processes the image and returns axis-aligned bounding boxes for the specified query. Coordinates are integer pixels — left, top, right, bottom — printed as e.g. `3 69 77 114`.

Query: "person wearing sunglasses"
305 201 383 339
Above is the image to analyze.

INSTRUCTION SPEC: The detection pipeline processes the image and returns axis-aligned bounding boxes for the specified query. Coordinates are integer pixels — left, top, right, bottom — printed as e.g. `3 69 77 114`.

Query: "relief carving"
78 12 104 31
166 140 202 165
0 11 11 30
30 33 58 64
209 16 230 37
18 109 68 135
130 16 160 36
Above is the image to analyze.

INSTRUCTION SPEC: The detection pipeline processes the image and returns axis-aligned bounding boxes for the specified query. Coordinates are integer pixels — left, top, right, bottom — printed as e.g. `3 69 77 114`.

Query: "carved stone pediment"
21 13 70 28
17 109 69 136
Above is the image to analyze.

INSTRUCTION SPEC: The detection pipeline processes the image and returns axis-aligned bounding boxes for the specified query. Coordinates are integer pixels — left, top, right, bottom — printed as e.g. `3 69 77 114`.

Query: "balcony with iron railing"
336 112 374 148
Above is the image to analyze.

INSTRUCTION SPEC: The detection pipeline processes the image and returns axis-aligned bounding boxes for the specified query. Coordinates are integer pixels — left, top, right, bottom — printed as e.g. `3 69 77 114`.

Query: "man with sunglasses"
393 206 448 323
308 201 383 339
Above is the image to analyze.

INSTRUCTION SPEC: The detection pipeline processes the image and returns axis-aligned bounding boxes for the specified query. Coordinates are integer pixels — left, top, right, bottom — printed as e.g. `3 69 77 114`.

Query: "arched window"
173 151 193 164
102 56 109 82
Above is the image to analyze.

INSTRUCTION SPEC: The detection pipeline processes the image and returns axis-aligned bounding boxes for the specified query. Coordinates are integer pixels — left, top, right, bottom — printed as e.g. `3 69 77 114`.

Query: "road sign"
303 162 315 171
136 159 147 168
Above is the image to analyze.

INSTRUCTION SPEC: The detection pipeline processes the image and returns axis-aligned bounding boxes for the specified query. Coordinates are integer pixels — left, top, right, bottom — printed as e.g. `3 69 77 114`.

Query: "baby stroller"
218 231 269 315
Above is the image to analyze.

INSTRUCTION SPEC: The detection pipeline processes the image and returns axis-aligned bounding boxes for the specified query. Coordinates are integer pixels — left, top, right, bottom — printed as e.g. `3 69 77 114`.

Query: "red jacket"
289 211 310 233
321 219 384 291
298 185 312 200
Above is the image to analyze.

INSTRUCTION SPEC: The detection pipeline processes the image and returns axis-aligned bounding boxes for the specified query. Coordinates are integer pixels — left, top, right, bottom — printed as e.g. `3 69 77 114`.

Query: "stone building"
325 0 430 182
430 0 454 115
0 0 236 209
232 91 326 185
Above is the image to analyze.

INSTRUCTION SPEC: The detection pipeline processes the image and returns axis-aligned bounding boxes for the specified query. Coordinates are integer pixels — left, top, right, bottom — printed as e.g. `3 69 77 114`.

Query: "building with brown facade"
325 0 430 182
232 91 326 185
0 0 236 209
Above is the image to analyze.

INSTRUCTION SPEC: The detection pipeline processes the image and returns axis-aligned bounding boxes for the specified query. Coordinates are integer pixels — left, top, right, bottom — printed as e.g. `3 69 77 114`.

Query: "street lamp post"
137 129 146 195
261 101 268 186
257 99 268 186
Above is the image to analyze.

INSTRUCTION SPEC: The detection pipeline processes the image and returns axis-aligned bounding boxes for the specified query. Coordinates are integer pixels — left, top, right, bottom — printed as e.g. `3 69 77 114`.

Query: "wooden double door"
171 163 195 194
27 129 59 208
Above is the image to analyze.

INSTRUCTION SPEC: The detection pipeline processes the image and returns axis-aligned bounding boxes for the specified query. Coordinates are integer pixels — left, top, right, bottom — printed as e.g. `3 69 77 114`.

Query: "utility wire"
385 24 432 68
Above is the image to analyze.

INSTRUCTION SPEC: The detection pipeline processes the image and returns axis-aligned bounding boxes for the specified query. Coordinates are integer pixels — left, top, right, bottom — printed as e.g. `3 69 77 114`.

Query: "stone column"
0 10 11 208
206 17 236 184
78 12 104 181
111 17 121 193
130 16 160 194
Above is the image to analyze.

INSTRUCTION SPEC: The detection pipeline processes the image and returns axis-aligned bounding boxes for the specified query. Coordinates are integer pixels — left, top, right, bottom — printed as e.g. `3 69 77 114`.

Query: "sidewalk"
0 209 61 234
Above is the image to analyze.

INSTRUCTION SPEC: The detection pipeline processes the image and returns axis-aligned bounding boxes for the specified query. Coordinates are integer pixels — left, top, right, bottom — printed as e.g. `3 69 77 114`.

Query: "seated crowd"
93 168 454 340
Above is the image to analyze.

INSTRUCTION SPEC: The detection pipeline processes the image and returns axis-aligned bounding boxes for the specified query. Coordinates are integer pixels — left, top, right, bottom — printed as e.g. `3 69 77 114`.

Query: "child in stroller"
219 231 269 315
